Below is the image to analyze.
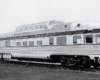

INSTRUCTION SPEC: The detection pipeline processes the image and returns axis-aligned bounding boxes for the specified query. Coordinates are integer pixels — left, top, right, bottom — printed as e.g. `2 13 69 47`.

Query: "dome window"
65 25 67 28
77 24 81 27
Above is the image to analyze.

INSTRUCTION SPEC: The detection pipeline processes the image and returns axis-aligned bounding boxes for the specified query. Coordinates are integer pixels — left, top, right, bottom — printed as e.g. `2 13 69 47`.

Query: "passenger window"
16 42 21 46
37 41 42 46
23 41 27 46
6 41 10 47
57 36 66 45
49 38 54 45
29 41 34 46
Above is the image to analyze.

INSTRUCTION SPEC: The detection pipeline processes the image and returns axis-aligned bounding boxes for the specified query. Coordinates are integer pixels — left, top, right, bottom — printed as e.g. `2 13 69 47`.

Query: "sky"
0 0 100 34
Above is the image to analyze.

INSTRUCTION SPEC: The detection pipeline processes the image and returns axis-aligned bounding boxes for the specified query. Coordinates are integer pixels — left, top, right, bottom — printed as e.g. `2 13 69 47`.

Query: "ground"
0 63 100 80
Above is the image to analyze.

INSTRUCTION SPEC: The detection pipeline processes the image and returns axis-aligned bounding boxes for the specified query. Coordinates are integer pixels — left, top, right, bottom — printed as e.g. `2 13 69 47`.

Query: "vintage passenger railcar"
0 20 100 68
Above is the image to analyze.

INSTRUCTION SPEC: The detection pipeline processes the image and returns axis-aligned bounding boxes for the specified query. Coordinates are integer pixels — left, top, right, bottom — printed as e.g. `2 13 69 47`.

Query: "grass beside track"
0 62 100 80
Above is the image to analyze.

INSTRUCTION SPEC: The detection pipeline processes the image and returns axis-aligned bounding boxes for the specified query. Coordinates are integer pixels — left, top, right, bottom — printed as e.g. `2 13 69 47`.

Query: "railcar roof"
15 21 100 33
13 21 100 37
15 20 65 33
1 20 100 38
0 33 14 38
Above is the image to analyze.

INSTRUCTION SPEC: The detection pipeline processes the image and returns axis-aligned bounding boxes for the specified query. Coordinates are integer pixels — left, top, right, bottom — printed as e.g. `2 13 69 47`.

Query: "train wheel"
93 63 100 69
64 58 76 67
77 57 91 68
60 57 65 66
64 59 71 67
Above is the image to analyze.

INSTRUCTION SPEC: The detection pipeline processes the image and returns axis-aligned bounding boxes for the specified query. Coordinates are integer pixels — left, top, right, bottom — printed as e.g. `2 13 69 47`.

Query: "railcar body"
1 20 100 68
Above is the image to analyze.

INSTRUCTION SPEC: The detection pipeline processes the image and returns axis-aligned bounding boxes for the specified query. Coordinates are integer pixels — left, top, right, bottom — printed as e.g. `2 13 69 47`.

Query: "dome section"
15 20 67 34
47 20 65 29
14 20 70 36
15 22 48 33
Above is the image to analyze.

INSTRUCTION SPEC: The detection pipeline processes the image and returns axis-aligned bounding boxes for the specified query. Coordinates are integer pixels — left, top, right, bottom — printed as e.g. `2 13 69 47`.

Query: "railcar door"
96 34 100 44
73 36 81 44
84 35 93 44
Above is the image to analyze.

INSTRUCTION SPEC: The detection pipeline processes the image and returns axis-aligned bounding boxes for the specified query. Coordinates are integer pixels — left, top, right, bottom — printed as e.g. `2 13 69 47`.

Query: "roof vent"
77 24 81 27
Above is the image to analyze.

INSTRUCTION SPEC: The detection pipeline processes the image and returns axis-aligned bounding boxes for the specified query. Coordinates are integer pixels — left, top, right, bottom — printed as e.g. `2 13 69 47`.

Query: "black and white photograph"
0 0 100 80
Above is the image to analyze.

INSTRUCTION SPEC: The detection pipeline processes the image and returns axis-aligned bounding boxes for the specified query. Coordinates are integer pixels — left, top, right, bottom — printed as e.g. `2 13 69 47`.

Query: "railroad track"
0 59 100 74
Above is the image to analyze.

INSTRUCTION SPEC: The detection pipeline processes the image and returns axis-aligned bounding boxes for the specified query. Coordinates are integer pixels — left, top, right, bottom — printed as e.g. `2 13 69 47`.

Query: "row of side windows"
16 36 67 46
8 34 100 47
16 41 34 46
16 37 73 46
15 35 94 47
16 41 42 46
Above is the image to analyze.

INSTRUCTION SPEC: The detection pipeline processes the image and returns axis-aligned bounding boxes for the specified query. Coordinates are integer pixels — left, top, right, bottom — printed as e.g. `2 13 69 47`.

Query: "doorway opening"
84 35 93 44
